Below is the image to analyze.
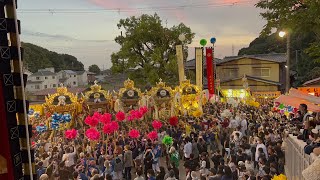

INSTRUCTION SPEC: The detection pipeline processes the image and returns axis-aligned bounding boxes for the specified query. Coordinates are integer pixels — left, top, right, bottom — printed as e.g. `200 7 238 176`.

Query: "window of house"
74 75 76 77
73 81 76 85
44 85 47 89
52 76 55 79
70 75 72 78
36 77 40 80
45 77 48 79
53 84 56 87
253 68 270 77
35 85 40 89
223 68 239 78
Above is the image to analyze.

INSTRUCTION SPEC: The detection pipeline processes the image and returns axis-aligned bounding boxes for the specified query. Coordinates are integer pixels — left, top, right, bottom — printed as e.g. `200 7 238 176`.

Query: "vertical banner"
195 48 203 88
206 47 215 95
176 45 185 84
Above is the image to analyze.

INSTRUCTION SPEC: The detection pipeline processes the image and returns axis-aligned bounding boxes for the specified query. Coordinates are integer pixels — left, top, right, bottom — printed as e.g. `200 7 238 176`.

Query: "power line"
17 1 254 14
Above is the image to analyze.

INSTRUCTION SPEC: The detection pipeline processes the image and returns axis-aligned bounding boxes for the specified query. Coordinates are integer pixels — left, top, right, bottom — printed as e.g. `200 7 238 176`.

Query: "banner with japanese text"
205 47 214 95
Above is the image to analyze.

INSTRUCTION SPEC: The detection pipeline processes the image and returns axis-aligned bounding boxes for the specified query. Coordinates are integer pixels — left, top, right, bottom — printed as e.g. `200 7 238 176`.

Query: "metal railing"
285 134 317 180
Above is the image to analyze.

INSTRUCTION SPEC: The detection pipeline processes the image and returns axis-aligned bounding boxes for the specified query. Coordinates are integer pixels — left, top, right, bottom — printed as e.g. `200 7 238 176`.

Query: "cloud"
22 29 114 43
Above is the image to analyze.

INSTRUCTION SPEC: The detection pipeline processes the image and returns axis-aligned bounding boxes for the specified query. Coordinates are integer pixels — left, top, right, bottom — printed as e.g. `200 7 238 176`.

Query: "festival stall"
274 95 320 113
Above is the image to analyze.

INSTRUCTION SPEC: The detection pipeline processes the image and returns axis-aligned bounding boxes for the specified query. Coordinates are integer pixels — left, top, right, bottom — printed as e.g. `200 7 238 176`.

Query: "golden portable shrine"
83 81 112 114
148 79 174 119
174 79 203 117
43 84 82 128
114 79 142 113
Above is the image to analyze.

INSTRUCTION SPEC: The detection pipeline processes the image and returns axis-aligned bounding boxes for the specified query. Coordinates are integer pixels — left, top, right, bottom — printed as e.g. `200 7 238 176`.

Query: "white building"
75 71 88 86
26 68 59 92
57 70 78 87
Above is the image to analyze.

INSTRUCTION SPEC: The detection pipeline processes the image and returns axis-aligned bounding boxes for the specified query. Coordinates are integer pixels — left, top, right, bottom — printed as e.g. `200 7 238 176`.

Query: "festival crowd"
34 102 320 180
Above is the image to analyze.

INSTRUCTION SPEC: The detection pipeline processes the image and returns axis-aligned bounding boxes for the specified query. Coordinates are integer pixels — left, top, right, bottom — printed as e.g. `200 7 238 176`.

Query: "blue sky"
19 0 265 69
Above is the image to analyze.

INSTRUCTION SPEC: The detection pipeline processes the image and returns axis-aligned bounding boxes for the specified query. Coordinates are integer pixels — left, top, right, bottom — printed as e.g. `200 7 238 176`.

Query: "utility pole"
286 33 291 93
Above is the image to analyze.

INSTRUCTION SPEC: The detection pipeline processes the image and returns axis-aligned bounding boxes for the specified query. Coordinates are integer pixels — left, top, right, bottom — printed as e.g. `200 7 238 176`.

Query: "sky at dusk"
18 0 265 69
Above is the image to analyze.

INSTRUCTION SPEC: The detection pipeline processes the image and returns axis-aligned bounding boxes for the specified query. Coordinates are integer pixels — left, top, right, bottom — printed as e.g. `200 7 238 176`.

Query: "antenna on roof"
232 44 235 56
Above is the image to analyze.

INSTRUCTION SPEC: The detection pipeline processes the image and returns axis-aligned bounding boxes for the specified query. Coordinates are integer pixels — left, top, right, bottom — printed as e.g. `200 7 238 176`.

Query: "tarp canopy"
275 95 320 112
289 88 320 105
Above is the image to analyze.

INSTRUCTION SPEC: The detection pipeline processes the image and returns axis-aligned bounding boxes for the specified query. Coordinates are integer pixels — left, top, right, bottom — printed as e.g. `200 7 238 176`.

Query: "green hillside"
22 42 84 73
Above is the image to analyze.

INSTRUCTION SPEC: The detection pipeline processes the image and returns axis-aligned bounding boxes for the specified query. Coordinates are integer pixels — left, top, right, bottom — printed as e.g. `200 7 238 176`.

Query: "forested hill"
22 42 84 73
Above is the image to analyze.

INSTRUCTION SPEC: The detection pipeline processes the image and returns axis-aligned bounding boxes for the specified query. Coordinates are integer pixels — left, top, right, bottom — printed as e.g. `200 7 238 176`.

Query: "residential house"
75 71 97 86
57 70 78 87
26 68 58 92
28 87 87 102
185 53 286 98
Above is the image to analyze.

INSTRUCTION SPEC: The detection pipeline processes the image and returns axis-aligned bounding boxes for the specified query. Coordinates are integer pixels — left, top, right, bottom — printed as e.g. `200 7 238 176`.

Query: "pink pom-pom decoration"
92 112 102 119
84 116 99 127
169 116 179 126
116 111 126 121
135 111 143 120
100 113 112 124
129 129 140 139
65 129 77 139
139 106 148 115
127 115 134 121
152 120 162 130
103 123 114 135
85 128 100 140
147 131 158 140
110 121 119 131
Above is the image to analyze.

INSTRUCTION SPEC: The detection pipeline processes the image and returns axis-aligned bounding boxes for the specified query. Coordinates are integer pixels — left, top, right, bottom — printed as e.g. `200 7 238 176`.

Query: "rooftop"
303 77 320 86
219 53 286 64
185 53 286 69
32 87 87 96
59 70 77 75
30 71 56 76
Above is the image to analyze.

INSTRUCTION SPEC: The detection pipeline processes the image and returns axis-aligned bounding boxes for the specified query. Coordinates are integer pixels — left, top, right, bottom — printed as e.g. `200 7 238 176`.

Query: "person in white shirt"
62 144 77 168
183 138 192 160
255 138 268 162
240 117 248 136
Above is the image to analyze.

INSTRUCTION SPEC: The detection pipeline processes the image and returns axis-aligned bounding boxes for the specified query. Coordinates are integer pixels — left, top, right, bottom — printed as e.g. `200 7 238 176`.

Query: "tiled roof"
185 57 221 69
30 71 56 76
221 75 281 86
60 70 77 75
33 87 87 96
75 71 85 75
303 77 320 86
27 80 43 84
218 53 286 64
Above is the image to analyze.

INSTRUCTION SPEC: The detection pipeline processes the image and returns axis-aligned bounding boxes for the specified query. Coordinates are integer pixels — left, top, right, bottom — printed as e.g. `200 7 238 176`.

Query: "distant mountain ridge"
22 42 84 73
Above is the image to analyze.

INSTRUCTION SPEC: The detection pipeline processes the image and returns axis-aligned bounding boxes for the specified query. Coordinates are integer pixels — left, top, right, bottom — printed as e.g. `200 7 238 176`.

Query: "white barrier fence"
285 134 318 180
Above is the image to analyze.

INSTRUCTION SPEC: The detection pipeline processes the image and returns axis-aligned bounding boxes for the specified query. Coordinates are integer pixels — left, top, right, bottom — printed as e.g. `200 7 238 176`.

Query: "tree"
255 0 320 62
111 14 195 86
22 42 84 72
89 64 101 74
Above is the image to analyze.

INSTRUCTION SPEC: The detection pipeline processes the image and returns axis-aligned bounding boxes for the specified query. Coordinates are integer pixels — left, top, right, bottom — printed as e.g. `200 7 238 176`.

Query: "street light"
279 30 291 93
279 31 286 38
